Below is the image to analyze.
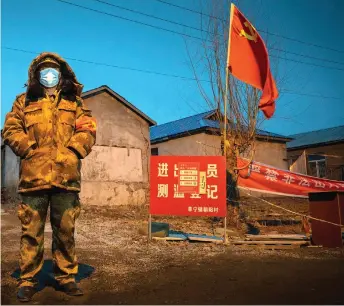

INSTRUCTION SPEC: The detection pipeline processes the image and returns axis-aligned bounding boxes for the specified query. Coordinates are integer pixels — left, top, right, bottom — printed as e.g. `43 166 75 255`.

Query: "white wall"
81 146 143 182
1 146 20 199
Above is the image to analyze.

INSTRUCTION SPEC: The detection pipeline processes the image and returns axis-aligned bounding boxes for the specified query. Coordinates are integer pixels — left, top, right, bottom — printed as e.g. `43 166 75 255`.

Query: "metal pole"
224 216 227 243
223 4 234 245
224 3 235 158
224 67 228 158
148 214 152 241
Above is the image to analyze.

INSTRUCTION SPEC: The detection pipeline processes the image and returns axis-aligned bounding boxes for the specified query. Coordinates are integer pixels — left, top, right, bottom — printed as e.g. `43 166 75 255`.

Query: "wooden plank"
232 240 309 246
188 235 224 243
152 236 186 241
245 234 309 241
235 244 303 250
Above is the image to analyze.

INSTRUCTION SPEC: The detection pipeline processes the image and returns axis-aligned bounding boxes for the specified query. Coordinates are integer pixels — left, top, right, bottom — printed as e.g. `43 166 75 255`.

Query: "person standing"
2 52 96 302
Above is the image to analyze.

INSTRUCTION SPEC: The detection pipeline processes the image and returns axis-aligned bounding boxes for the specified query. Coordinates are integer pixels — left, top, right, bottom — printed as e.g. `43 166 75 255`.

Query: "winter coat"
2 52 96 193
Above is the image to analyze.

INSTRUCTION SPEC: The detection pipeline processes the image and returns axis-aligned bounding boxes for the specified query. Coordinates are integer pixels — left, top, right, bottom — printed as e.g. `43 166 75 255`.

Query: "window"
308 155 326 178
151 147 159 156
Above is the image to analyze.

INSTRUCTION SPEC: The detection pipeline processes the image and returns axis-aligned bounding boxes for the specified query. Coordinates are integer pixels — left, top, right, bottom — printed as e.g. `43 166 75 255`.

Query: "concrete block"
131 189 146 205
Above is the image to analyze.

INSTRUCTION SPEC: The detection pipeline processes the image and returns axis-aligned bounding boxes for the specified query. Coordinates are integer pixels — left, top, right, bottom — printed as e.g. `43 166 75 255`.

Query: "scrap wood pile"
226 197 310 235
231 234 310 249
143 221 312 249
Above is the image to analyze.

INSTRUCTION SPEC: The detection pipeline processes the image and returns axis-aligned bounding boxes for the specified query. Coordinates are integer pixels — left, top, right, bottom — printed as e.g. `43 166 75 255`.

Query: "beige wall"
1 145 21 201
81 91 151 206
151 133 221 156
288 142 344 180
152 133 288 170
253 140 288 169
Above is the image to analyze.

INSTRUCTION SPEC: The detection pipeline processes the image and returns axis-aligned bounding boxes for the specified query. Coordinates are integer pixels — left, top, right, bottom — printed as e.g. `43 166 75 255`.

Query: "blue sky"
2 0 344 136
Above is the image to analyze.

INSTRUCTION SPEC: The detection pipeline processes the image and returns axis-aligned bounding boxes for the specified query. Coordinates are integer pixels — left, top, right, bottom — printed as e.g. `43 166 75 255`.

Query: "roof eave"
151 127 212 144
255 135 293 143
287 139 344 151
82 85 157 126
151 126 291 144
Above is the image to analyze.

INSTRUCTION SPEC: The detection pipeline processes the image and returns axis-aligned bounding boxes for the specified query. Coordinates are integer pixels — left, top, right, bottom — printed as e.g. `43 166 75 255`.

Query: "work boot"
60 282 84 296
17 286 37 302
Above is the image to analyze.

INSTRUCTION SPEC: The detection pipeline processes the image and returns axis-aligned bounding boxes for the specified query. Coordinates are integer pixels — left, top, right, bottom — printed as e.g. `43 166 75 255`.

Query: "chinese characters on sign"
178 162 200 193
188 206 219 213
150 156 226 217
239 158 344 197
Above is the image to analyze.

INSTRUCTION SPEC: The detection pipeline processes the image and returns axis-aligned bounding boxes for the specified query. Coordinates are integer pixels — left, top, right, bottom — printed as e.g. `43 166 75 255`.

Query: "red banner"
237 158 344 198
150 156 227 217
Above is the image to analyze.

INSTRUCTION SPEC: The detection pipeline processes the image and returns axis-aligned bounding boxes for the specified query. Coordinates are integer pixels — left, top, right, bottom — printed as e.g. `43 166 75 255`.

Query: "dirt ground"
2 203 344 305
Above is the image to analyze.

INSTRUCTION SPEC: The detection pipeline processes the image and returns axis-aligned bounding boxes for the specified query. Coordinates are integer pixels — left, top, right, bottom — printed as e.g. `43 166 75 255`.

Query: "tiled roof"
287 125 344 150
150 110 291 143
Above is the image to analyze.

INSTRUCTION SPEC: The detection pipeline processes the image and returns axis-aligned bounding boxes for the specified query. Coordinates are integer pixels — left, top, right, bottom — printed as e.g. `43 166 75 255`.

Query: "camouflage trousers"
17 189 81 288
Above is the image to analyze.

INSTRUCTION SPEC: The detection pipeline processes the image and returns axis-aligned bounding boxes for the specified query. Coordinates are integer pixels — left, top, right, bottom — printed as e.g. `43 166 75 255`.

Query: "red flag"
227 4 278 118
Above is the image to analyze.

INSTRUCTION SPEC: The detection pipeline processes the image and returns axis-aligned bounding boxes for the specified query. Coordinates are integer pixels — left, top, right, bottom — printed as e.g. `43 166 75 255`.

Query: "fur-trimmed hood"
25 52 83 104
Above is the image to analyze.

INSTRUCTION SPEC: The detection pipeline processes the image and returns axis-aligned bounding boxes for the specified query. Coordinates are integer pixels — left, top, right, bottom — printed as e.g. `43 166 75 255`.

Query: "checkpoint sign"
150 156 227 217
178 162 200 193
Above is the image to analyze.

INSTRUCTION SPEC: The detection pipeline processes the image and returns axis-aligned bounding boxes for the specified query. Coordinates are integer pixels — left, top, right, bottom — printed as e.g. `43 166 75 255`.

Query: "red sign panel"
150 156 227 217
237 158 344 198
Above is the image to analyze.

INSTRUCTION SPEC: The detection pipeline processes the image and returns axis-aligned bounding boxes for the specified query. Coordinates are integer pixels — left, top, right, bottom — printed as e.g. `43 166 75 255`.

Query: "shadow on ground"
11 260 95 292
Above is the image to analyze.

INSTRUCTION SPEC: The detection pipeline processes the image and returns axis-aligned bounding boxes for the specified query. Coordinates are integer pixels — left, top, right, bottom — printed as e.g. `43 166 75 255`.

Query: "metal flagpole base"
148 214 152 241
224 216 227 243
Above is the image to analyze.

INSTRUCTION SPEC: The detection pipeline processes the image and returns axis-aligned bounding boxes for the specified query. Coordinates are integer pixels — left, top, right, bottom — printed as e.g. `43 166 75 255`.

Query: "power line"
154 0 344 54
55 0 205 42
270 47 344 66
2 46 199 81
92 0 211 34
3 46 342 101
270 54 344 72
56 0 344 72
94 0 344 66
280 90 341 100
155 0 218 20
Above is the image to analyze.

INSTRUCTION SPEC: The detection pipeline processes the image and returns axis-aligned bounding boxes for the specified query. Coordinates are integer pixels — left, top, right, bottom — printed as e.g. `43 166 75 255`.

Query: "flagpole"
223 2 235 244
224 3 235 159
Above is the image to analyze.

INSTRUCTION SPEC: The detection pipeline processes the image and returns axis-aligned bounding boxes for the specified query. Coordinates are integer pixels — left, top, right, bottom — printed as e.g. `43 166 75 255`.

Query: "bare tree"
185 1 275 192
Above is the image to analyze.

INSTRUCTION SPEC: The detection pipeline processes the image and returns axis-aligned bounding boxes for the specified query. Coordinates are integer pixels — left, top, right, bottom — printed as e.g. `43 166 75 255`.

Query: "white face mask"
39 68 60 88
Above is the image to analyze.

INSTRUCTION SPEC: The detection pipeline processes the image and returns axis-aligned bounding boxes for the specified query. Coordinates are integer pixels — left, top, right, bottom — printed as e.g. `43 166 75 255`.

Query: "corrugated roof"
150 110 290 143
150 110 216 142
287 125 344 150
